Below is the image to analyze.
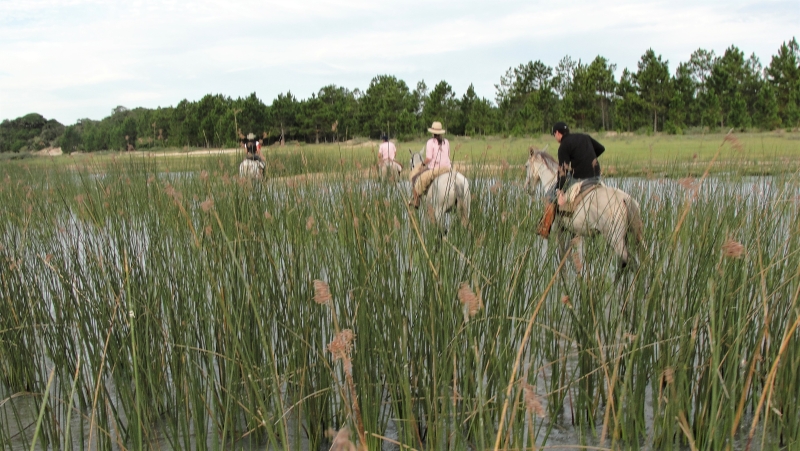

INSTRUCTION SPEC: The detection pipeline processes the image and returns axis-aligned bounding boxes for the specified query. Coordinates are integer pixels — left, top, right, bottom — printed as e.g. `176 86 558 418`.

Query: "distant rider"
242 133 264 162
378 134 397 163
537 122 605 238
409 121 452 208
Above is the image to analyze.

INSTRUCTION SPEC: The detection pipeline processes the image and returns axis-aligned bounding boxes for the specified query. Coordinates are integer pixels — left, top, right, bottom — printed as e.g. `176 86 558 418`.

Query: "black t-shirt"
244 139 258 154
556 133 605 189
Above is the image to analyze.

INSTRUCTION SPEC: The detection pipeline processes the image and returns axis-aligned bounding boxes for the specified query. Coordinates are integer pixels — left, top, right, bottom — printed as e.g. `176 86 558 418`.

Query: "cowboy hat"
427 121 446 134
247 133 256 140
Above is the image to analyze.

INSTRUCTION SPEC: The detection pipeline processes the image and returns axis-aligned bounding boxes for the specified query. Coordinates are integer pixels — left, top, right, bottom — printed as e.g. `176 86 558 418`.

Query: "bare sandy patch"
36 147 63 156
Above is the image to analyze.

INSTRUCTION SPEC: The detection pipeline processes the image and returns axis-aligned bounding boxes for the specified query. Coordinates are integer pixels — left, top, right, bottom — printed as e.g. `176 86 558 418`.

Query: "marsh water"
2 171 798 450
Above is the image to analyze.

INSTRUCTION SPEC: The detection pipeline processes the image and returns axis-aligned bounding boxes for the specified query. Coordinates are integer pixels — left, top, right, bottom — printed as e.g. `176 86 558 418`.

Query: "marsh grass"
0 134 799 450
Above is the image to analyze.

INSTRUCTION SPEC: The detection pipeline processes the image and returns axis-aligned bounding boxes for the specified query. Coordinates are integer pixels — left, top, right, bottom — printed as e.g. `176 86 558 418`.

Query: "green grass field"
0 132 799 450
13 130 799 179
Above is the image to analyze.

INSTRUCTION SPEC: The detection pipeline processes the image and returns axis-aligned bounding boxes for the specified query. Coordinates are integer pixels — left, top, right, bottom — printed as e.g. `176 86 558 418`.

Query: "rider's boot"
408 192 421 209
536 202 557 239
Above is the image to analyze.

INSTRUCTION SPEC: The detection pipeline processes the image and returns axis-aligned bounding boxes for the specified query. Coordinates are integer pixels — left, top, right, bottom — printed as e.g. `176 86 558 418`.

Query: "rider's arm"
556 143 570 190
424 140 433 165
590 137 605 157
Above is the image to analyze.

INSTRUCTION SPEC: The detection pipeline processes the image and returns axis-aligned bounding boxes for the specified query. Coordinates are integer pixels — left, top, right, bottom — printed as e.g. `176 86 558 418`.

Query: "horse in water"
409 150 471 232
525 148 643 268
378 159 402 181
239 159 265 179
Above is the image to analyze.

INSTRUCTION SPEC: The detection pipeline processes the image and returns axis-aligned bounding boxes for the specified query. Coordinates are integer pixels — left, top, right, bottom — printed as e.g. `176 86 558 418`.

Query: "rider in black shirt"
242 133 264 162
537 122 605 238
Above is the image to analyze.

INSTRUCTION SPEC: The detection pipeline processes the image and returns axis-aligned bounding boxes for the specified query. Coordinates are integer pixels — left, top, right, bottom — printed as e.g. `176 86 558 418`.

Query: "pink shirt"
425 138 451 170
378 142 397 161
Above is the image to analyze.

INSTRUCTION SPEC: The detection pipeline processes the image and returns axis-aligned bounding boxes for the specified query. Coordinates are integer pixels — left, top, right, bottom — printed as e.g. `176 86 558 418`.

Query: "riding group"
239 120 642 267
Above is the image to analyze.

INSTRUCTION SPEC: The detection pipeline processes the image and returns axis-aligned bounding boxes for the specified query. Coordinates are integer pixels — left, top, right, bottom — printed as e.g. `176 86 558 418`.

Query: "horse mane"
533 150 558 173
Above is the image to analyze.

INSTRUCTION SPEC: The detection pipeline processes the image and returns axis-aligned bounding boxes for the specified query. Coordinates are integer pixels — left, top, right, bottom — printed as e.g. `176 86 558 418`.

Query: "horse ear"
529 146 535 157
408 149 412 156
542 144 549 151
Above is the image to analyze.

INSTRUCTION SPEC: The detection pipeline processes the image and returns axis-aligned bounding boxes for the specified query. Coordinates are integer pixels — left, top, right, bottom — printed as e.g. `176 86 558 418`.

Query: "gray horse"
239 159 265 179
409 150 471 231
378 159 402 181
525 148 643 268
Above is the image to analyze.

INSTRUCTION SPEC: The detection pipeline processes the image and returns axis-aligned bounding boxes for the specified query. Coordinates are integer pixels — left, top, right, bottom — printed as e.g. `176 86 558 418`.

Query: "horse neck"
536 161 557 191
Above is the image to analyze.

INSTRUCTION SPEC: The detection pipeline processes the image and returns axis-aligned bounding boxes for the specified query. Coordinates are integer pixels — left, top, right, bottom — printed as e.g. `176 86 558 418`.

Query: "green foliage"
0 113 64 152
4 39 800 154
635 49 673 133
766 38 800 127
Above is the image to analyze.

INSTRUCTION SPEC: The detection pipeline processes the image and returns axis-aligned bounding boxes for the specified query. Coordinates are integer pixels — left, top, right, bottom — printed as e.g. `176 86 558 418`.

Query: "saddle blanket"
560 179 603 213
410 167 452 196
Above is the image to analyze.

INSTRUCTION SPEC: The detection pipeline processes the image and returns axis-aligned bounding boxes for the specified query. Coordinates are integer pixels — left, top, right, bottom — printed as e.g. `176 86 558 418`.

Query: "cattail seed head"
521 381 546 418
328 329 355 361
661 367 674 385
458 282 483 318
200 197 214 212
313 280 332 305
722 239 744 258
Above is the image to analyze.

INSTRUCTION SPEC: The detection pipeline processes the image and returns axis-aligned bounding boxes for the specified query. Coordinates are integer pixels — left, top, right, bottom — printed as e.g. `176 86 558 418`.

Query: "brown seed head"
458 283 483 318
521 381 546 418
661 367 675 385
723 134 744 152
678 177 698 191
200 197 214 212
165 184 182 202
199 170 209 182
329 427 357 451
306 215 315 231
722 239 744 258
313 280 332 305
328 329 355 360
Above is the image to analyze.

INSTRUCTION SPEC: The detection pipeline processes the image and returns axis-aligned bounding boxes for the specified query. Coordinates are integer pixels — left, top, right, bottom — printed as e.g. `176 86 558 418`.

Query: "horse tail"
456 175 471 227
624 196 644 245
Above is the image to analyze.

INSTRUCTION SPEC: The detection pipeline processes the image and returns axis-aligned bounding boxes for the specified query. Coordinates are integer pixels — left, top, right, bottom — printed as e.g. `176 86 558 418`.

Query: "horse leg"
608 225 629 270
435 207 449 237
569 236 585 273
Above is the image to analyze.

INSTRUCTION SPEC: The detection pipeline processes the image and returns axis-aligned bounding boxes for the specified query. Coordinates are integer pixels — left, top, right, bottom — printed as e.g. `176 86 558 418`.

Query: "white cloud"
0 0 797 124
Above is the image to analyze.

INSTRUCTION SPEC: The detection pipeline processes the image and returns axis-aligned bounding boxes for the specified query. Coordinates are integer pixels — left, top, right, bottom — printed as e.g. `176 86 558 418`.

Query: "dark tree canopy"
2 38 798 153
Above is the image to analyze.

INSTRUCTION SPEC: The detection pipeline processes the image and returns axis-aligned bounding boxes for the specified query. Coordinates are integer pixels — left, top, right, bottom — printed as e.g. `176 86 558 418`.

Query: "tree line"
1 38 798 153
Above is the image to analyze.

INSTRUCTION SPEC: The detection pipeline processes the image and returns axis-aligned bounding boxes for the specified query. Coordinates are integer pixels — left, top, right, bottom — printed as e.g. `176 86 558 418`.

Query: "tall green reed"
0 142 798 450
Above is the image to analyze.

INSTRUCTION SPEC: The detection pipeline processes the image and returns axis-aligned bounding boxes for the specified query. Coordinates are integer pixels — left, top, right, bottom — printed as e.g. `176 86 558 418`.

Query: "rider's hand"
557 190 566 207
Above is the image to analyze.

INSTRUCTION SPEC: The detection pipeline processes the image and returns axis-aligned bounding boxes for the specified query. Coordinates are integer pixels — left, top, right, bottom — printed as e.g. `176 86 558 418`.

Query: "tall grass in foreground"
0 145 799 450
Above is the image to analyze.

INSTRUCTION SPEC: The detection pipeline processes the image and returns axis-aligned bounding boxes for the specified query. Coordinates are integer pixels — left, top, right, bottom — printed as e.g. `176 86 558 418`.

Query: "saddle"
411 167 452 196
558 179 603 214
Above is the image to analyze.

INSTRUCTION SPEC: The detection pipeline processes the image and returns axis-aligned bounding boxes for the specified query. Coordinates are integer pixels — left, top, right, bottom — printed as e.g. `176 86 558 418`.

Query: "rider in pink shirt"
378 135 397 162
424 121 451 170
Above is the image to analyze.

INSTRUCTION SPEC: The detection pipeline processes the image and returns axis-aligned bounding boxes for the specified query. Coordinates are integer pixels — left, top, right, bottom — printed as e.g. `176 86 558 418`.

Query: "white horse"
525 148 643 268
239 159 265 179
378 159 402 181
409 150 471 232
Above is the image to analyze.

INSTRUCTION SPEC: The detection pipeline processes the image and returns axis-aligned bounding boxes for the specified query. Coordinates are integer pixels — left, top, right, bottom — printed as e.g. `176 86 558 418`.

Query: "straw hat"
247 133 256 140
427 121 446 134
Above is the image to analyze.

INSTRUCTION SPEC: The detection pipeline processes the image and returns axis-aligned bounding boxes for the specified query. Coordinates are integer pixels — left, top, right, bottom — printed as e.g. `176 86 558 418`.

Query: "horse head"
409 148 425 171
524 145 551 194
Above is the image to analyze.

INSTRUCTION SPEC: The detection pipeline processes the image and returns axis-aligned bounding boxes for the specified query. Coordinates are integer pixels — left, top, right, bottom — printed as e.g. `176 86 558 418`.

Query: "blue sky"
0 0 797 125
